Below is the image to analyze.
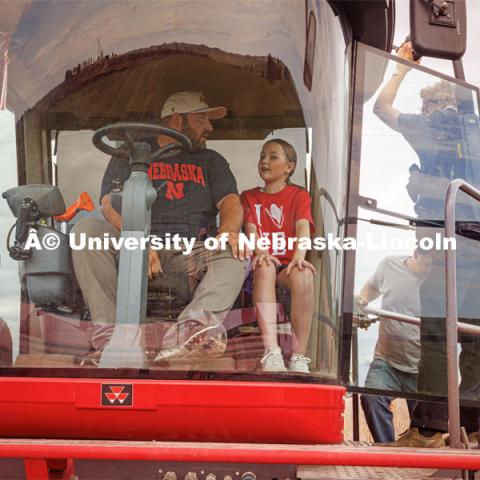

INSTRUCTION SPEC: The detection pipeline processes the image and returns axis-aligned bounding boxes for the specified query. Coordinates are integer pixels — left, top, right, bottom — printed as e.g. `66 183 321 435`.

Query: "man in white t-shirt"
356 251 431 443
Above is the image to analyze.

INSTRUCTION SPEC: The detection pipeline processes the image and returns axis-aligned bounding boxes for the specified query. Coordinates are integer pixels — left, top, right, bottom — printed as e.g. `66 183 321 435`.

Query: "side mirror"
410 0 466 60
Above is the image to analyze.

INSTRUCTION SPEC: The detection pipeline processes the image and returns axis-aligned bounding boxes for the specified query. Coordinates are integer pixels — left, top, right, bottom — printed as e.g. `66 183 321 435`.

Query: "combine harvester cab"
0 1 479 479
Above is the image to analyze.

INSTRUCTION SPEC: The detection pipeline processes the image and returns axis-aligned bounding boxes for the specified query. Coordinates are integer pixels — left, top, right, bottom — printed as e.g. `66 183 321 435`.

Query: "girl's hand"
286 256 316 275
252 252 281 270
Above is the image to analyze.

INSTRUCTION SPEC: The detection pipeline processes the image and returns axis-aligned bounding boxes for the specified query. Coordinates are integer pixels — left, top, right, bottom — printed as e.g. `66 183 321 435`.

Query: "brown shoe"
80 348 101 367
386 428 446 448
154 320 227 363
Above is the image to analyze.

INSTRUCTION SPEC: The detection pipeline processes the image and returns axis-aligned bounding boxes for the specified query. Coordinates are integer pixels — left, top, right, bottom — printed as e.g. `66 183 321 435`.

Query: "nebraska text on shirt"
148 162 206 185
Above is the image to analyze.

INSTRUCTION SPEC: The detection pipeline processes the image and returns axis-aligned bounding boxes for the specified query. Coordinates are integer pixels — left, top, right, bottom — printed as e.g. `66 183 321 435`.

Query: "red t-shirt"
240 185 314 264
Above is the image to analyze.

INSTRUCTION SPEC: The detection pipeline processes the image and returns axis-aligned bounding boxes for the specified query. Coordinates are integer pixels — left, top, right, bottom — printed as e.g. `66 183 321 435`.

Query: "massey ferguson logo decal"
101 384 133 406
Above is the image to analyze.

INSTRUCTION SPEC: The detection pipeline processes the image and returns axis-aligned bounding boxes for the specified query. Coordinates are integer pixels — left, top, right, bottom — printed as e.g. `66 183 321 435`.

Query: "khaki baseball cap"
160 91 227 120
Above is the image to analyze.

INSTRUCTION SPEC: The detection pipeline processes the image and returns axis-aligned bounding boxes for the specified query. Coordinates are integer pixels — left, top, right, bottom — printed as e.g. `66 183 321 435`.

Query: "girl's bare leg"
253 263 278 350
277 267 314 355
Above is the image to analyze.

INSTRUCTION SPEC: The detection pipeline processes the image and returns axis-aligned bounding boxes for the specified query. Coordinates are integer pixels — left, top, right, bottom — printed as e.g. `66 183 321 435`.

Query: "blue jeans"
360 358 417 443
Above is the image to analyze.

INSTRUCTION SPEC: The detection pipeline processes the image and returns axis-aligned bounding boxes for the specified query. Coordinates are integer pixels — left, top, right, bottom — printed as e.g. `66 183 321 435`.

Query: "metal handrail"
444 179 480 449
360 306 480 337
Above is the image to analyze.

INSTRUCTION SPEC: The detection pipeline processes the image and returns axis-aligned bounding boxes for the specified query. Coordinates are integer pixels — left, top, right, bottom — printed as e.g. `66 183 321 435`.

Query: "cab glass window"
346 43 480 409
0 1 349 381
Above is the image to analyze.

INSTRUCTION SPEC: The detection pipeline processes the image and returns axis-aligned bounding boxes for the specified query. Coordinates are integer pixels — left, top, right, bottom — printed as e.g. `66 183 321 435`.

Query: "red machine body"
0 378 345 444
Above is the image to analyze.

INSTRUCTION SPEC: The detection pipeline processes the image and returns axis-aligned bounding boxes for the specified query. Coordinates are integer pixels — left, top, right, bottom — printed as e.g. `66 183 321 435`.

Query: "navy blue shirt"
398 109 480 221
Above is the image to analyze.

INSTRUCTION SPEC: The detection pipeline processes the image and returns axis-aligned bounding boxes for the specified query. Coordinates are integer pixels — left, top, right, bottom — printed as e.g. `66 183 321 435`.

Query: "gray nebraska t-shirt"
100 146 237 238
368 255 424 374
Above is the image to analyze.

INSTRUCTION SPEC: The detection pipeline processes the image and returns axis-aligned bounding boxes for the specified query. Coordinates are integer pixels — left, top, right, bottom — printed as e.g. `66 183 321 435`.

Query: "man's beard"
181 121 207 150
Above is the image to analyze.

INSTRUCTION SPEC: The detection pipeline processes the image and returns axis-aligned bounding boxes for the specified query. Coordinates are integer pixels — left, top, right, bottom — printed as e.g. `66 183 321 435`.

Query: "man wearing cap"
72 91 248 365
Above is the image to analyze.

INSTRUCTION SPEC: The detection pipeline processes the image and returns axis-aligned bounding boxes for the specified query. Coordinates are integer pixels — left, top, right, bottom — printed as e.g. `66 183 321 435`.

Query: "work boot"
468 431 479 445
386 428 445 448
445 430 479 447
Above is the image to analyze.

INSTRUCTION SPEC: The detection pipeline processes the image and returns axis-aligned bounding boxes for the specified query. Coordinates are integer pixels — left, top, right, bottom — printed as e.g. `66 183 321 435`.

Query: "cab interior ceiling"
11 43 306 141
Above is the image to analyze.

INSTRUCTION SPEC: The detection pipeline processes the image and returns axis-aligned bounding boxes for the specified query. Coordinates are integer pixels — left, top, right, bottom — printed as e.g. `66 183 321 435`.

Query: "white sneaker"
260 347 287 372
288 354 311 373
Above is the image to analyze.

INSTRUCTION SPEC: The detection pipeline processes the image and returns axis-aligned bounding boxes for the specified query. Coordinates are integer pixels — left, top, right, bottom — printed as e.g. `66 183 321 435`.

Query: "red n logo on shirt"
165 181 185 200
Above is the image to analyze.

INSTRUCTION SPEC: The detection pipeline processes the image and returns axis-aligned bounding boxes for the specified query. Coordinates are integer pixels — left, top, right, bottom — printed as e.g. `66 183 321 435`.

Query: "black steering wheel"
92 122 192 163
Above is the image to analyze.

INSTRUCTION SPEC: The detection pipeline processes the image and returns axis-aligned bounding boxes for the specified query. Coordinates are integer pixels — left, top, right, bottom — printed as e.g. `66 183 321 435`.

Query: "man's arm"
216 193 246 260
101 193 122 230
373 42 418 131
356 282 381 306
373 73 405 131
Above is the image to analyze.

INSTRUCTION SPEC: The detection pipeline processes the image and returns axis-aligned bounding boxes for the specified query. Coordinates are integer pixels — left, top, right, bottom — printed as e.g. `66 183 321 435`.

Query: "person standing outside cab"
241 139 315 373
356 251 431 443
72 91 248 365
374 42 480 447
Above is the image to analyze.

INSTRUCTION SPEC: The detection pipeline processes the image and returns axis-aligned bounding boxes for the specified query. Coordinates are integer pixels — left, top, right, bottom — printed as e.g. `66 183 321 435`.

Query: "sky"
0 0 479 372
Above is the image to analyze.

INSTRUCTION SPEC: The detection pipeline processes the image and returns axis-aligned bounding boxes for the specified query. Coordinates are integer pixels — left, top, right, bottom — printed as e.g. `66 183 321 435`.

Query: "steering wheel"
92 122 192 162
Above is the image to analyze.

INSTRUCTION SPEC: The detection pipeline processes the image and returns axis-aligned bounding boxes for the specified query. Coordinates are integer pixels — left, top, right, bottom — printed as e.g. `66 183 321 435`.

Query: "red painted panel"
0 378 345 444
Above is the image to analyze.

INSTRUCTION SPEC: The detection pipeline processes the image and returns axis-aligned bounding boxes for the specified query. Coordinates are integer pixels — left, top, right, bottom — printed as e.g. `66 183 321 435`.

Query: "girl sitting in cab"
241 139 316 373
